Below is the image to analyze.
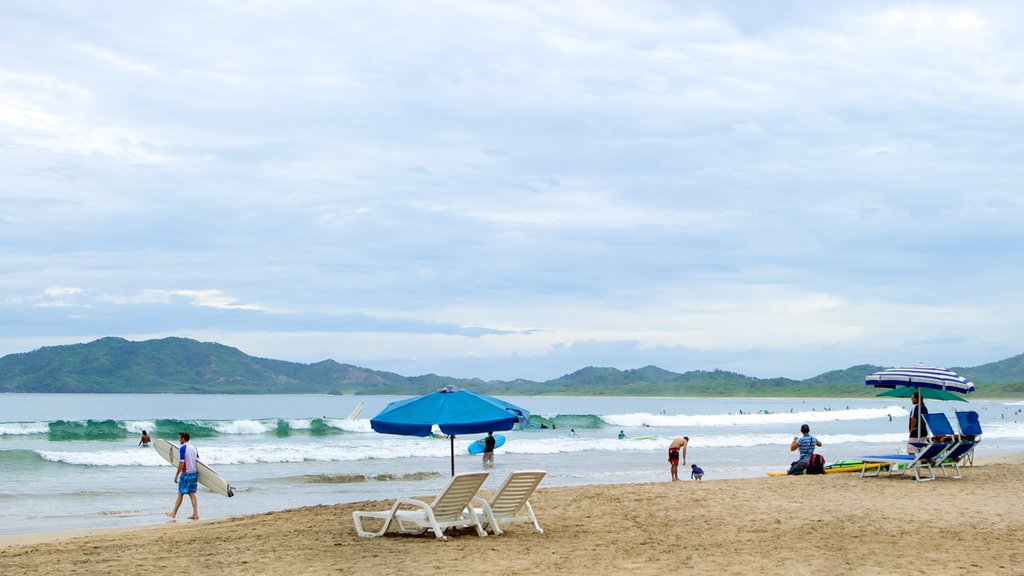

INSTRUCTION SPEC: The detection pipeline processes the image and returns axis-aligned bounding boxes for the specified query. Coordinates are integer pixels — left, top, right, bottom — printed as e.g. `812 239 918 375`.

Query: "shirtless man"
669 437 689 481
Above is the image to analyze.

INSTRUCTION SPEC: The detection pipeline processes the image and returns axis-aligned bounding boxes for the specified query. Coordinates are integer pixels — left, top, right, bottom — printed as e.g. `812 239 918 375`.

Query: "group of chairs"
352 470 546 541
860 410 983 482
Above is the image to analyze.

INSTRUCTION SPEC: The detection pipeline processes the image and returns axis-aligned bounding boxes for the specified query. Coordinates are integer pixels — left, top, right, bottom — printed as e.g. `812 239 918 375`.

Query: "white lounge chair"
352 471 489 540
471 470 546 535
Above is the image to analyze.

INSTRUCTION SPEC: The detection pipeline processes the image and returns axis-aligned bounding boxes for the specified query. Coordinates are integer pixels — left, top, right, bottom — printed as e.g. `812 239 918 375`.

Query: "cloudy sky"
2 1 1022 381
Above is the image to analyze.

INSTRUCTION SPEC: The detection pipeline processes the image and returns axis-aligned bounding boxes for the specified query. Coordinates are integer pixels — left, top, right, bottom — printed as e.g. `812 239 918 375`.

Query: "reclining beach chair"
471 470 546 535
352 471 489 540
934 438 978 479
955 410 983 466
860 439 950 482
922 412 976 479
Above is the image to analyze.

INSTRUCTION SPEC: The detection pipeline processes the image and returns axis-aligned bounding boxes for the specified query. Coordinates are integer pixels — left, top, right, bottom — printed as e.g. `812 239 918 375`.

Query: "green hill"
0 337 1022 397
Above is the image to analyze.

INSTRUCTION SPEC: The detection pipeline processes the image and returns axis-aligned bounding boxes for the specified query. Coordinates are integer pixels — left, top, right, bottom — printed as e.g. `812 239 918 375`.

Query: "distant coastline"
2 336 1022 397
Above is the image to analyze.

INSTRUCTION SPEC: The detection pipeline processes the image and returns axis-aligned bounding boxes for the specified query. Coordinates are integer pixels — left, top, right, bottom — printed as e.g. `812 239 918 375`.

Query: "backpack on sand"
806 453 826 475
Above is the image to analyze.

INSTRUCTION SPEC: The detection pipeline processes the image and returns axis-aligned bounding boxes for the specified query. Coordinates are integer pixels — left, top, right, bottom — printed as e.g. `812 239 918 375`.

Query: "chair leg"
526 502 543 533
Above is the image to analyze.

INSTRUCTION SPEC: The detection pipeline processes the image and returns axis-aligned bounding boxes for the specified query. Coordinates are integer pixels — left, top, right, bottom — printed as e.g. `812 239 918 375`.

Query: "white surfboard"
153 438 235 497
347 402 364 421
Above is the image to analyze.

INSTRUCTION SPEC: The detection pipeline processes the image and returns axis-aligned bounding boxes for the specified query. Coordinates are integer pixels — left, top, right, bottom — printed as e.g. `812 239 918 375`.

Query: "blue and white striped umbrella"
865 366 975 395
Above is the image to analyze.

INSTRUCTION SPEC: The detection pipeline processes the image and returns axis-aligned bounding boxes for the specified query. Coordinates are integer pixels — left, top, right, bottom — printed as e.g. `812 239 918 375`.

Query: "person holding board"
482 432 496 468
166 432 200 520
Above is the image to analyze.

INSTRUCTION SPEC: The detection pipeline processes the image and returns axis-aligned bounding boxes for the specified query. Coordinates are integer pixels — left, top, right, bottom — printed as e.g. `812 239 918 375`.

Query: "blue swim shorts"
178 472 198 495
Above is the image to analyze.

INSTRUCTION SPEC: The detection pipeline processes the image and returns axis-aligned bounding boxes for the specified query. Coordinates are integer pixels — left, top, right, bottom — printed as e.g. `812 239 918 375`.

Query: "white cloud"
2 1 1023 380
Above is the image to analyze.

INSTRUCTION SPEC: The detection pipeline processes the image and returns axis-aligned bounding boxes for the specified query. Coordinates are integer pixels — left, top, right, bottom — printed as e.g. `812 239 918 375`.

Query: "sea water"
2 393 1023 536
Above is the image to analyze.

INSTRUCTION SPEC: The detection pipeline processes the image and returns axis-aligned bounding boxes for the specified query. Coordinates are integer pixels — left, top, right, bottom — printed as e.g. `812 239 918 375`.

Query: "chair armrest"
394 498 432 512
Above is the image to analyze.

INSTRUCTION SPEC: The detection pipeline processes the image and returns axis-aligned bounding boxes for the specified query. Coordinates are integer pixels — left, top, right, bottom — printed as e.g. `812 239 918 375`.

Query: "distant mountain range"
1 337 1022 397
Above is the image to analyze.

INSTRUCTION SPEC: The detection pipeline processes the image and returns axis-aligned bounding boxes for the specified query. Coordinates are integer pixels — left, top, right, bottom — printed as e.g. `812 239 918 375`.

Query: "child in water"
690 464 704 481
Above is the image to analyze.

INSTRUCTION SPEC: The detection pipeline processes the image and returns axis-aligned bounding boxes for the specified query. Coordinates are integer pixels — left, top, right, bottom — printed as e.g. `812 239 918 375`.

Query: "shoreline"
4 454 1024 575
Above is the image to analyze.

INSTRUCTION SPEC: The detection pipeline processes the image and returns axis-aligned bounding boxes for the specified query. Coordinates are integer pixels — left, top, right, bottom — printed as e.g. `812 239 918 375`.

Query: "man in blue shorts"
787 424 822 475
166 432 199 520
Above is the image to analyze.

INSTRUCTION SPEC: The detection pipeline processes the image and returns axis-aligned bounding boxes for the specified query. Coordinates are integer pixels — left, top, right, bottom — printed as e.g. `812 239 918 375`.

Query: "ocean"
2 393 1023 536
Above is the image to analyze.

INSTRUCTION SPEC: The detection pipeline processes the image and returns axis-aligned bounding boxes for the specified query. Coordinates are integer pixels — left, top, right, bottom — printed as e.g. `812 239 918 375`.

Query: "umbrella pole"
450 435 456 477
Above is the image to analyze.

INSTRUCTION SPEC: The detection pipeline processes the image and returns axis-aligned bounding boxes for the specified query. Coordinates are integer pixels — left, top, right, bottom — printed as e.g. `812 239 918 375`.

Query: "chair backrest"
487 471 546 518
923 413 956 437
916 441 949 463
430 472 489 521
955 411 983 437
941 440 977 462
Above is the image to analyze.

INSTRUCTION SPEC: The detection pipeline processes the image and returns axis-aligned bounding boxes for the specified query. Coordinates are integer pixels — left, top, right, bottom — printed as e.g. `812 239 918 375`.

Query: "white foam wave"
211 419 276 434
0 422 49 435
123 421 156 434
37 449 167 467
980 421 1024 439
324 418 373 433
285 419 313 430
601 406 908 428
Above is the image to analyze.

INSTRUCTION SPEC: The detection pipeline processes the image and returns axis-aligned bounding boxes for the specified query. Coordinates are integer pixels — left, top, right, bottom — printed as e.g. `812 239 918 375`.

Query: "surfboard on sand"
765 460 887 477
467 434 506 454
153 438 235 497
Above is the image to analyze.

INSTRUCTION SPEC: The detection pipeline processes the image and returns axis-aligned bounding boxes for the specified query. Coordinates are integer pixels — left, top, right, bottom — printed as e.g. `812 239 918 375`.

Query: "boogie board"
623 435 656 441
153 438 235 497
766 460 887 477
467 434 506 454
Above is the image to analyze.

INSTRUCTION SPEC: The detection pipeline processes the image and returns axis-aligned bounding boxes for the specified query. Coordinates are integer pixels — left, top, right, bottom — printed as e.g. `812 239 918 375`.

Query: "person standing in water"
138 430 151 447
669 437 689 481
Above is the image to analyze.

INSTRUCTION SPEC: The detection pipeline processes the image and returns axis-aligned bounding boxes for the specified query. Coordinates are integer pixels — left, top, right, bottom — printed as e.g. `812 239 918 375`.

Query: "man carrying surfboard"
482 432 496 468
166 432 199 520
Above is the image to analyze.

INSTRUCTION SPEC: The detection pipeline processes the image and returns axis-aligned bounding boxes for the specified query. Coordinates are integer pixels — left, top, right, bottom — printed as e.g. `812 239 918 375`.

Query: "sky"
2 1 1023 382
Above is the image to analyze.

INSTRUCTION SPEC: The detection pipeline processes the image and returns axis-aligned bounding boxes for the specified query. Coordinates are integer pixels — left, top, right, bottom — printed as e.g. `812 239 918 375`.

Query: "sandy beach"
3 455 1022 576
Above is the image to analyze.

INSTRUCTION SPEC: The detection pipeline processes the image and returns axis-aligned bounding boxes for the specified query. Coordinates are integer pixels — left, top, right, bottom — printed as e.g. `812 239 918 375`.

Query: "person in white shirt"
166 432 200 520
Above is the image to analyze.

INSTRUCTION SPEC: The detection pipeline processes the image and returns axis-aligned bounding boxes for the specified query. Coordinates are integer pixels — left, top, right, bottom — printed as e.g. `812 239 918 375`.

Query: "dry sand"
3 455 1023 576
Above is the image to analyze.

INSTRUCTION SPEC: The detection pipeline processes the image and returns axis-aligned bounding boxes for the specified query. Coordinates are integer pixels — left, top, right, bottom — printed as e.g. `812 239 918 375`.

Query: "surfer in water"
138 430 151 447
167 432 199 520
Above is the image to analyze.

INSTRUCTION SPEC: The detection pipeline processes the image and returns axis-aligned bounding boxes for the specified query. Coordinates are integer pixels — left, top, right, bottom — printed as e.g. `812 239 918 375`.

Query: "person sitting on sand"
138 430 151 447
669 437 689 481
690 464 704 481
787 424 822 475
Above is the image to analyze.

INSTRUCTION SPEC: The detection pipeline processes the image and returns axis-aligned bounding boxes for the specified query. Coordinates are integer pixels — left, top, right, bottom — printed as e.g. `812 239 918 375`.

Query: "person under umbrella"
908 391 929 454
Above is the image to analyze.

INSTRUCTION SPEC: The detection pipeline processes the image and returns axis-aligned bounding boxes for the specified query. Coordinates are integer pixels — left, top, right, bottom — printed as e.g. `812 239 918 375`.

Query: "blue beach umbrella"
370 385 530 476
866 366 974 441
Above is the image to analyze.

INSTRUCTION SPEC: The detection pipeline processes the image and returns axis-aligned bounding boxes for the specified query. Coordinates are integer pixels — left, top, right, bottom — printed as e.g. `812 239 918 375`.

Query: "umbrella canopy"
370 385 530 476
865 366 975 395
866 366 973 447
876 387 968 402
